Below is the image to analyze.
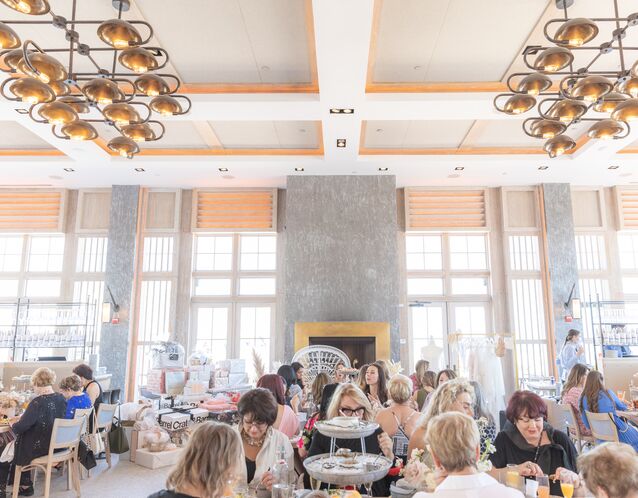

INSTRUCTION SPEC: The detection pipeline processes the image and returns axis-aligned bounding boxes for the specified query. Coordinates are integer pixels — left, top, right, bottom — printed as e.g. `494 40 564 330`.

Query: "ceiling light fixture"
294 167 304 172
538 166 549 170
0 0 191 158
336 138 346 148
134 167 145 172
608 165 620 169
494 0 638 157
63 167 74 172
454 166 465 171
378 167 388 171
218 167 228 172
330 108 354 114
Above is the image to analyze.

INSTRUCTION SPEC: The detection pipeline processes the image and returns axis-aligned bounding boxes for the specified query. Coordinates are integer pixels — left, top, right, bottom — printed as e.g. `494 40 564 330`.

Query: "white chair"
584 411 620 444
93 403 117 468
558 404 595 453
13 417 84 498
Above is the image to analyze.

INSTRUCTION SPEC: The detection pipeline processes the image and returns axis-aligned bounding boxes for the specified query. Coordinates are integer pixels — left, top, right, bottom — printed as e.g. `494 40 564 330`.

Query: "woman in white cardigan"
236 388 294 491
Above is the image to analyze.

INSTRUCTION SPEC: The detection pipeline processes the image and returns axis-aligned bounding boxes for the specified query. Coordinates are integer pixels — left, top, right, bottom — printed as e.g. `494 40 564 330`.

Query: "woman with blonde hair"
149 422 242 498
407 378 475 457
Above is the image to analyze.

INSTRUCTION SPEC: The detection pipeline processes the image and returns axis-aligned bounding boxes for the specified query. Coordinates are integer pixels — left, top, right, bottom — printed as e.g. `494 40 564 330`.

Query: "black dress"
489 421 578 497
305 427 391 496
12 393 67 466
84 380 102 432
147 491 196 498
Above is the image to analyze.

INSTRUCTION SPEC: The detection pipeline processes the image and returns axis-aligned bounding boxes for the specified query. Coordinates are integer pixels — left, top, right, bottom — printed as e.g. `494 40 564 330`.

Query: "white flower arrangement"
476 417 497 473
396 448 437 492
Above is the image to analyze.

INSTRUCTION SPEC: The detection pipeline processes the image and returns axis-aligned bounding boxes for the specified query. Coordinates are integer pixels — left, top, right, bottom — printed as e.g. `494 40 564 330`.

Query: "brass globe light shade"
118 47 158 73
2 48 29 71
97 19 142 49
150 95 182 116
134 74 170 96
547 99 588 123
103 103 141 125
82 78 124 104
48 80 70 96
9 76 55 104
17 52 67 83
593 91 627 113
0 0 50 15
570 75 613 103
121 123 155 142
529 119 567 139
503 94 536 115
107 136 139 158
533 47 574 72
61 120 98 141
632 60 638 78
59 96 90 114
37 101 78 125
517 73 552 95
587 119 624 139
0 22 21 49
611 98 638 122
544 135 576 158
554 17 599 47
619 78 638 98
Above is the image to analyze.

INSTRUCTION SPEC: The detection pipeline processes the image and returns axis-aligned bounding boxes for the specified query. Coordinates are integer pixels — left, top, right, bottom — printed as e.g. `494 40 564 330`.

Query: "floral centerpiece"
0 391 25 419
390 449 437 498
476 417 497 472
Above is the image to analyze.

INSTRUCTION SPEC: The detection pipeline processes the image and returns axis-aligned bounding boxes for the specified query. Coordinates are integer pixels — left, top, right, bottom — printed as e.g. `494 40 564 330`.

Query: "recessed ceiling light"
376 128 383 133
608 165 620 169
15 108 28 115
63 168 74 172
538 166 549 170
330 108 355 114
134 167 145 172
336 138 346 148
378 167 388 171
454 166 465 171
299 129 306 133
295 167 304 172
218 167 228 172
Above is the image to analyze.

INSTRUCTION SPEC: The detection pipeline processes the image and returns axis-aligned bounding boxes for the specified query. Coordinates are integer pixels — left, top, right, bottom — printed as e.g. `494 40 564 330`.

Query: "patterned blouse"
561 386 592 437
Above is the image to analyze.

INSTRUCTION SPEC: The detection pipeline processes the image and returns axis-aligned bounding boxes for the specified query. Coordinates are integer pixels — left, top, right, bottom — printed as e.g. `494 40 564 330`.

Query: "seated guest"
308 372 330 410
422 369 457 412
375 374 419 461
362 361 389 411
299 383 338 459
408 378 475 457
578 443 638 498
236 388 293 491
469 381 497 454
580 370 638 451
334 362 347 383
306 383 395 496
413 412 523 498
560 363 591 437
277 365 302 413
291 361 305 390
72 363 102 410
149 422 241 498
59 374 92 419
489 390 579 497
410 359 430 394
256 374 299 438
412 370 437 412
8 367 66 497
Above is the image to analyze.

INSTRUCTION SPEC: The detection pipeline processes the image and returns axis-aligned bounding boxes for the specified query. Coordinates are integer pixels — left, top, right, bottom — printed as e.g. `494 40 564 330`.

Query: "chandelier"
494 0 638 158
0 0 191 159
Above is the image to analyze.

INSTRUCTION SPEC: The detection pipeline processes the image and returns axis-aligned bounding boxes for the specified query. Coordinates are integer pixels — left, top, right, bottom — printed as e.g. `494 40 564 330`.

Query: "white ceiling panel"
465 119 590 148
364 120 474 148
94 121 210 149
0 121 53 149
209 121 319 149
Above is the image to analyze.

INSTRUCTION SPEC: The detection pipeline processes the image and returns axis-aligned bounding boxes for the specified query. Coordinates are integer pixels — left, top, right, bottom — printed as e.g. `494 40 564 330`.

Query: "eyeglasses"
517 416 544 425
339 407 365 417
242 418 268 429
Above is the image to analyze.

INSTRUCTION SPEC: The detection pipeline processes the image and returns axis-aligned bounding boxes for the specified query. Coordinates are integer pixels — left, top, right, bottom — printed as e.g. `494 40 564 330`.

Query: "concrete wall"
283 176 401 360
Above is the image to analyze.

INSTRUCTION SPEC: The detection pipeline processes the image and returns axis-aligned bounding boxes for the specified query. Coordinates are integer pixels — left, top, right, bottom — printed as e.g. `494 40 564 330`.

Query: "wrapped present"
158 411 190 432
135 448 183 469
188 408 209 424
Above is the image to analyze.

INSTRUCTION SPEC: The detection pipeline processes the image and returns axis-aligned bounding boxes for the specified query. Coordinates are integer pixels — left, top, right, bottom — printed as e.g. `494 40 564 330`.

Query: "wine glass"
363 461 376 497
560 473 575 498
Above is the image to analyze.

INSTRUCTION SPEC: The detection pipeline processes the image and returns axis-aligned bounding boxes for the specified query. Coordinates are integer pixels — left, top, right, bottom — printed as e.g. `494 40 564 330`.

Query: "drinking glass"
560 474 575 498
537 475 550 498
505 464 521 489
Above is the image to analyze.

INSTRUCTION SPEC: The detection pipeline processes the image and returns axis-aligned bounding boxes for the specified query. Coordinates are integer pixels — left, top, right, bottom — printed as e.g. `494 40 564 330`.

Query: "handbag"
0 441 14 463
85 412 106 454
108 405 130 454
77 441 97 470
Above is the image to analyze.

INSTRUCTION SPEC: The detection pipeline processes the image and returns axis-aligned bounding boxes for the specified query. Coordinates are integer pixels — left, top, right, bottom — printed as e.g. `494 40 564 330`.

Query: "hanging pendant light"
17 52 67 83
1 48 29 71
587 119 624 139
570 75 613 103
611 98 638 122
593 91 627 113
134 74 170 96
97 19 142 49
59 96 90 114
121 123 155 142
619 77 638 98
107 136 139 158
9 76 55 103
150 95 182 116
554 18 598 48
47 80 70 96
61 120 98 141
529 119 567 139
517 73 552 95
503 94 536 115
37 101 78 125
0 22 21 49
0 0 50 15
82 78 125 104
103 103 141 125
533 47 573 72
544 135 575 158
118 47 158 73
546 99 588 123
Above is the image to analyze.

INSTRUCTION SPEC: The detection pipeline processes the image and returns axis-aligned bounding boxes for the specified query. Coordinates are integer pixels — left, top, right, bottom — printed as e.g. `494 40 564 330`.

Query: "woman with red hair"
489 391 580 497
256 374 299 438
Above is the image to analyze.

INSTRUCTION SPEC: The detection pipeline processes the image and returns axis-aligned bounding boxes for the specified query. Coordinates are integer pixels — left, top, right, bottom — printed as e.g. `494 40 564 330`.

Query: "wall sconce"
101 302 111 323
571 297 582 320
564 283 582 321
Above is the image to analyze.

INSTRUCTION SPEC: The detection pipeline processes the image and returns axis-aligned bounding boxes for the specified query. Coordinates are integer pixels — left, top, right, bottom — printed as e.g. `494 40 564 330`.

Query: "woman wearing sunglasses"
304 383 394 496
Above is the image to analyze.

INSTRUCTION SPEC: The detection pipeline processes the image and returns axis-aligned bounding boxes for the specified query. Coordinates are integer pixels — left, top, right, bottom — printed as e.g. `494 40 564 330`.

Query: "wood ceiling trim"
0 149 64 156
179 82 318 94
367 81 509 93
617 147 638 154
135 147 322 156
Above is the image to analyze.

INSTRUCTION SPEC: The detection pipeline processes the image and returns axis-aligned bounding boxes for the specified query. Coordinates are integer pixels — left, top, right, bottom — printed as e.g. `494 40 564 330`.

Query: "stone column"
99 185 140 392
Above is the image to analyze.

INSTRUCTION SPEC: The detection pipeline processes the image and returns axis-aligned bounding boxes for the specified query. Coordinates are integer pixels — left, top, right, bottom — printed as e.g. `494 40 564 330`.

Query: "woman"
8 367 66 497
298 383 338 459
308 372 330 411
559 329 586 381
277 365 302 413
291 361 305 390
413 413 523 498
362 361 389 411
306 383 395 496
489 390 579 497
470 380 497 455
236 388 293 491
422 369 457 412
408 378 475 457
334 362 347 383
579 370 638 451
59 374 92 419
560 363 591 437
72 363 102 410
357 364 369 391
578 442 638 498
256 374 299 438
149 422 242 498
412 370 437 412
375 374 419 462
410 359 430 394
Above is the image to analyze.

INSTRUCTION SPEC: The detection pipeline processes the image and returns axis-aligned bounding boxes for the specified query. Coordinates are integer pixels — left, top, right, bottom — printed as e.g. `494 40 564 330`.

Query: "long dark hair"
318 383 339 421
436 369 457 387
562 363 589 397
256 374 286 405
291 361 305 388
564 329 580 346
580 370 612 414
363 361 389 405
469 380 494 425
276 365 296 395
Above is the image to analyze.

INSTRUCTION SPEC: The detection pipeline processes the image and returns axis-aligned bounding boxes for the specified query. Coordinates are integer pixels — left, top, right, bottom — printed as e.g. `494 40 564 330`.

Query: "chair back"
556 404 579 436
95 403 117 431
73 407 93 434
544 398 563 430
584 411 619 442
49 417 84 451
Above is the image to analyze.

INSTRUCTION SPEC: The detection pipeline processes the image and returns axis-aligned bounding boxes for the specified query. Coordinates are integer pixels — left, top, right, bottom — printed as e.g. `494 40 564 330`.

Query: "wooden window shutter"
405 188 487 230
0 189 65 232
192 189 277 232
616 187 638 230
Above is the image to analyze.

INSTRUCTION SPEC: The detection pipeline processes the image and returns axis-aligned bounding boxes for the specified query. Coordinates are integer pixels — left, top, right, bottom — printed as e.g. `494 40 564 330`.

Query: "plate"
314 419 379 439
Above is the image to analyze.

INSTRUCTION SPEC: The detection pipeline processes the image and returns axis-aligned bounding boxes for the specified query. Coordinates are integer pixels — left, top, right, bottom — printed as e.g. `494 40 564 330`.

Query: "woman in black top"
8 367 66 497
72 364 102 432
149 422 241 498
489 391 581 497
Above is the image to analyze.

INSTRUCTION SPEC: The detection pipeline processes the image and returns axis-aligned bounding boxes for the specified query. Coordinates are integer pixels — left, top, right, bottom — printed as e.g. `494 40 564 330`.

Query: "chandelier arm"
614 121 631 139
68 0 77 85
148 120 165 141
171 95 192 115
613 0 626 72
521 118 538 138
537 98 562 119
492 93 512 113
127 101 152 123
0 77 17 101
21 39 46 77
27 103 47 124
50 125 67 140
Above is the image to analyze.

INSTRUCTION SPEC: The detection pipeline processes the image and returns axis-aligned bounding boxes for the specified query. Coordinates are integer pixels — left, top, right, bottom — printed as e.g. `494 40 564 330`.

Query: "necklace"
241 430 266 448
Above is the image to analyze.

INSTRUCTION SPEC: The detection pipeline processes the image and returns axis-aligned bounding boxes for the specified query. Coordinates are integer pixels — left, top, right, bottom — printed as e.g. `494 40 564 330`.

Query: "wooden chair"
93 403 117 468
558 404 595 453
584 411 620 443
12 417 84 498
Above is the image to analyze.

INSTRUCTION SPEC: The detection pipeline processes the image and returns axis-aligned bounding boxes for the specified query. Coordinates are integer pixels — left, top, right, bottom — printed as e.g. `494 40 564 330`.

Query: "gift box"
188 408 209 424
129 428 153 462
135 448 183 469
217 359 245 374
158 411 190 432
